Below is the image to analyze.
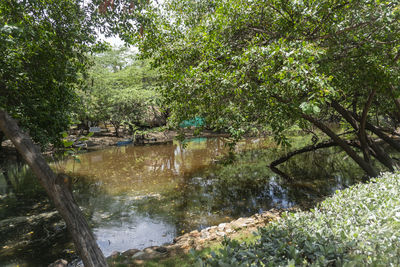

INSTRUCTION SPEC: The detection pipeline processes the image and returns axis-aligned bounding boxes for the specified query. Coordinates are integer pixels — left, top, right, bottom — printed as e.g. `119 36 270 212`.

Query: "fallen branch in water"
269 140 360 180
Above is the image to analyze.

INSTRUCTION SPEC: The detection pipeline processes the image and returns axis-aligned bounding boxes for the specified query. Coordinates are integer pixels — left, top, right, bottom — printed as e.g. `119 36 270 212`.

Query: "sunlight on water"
1 136 362 264
61 138 270 195
58 137 273 256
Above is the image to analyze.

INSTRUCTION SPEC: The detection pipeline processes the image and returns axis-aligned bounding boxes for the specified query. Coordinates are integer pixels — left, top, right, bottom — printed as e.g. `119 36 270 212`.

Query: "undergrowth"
203 171 400 266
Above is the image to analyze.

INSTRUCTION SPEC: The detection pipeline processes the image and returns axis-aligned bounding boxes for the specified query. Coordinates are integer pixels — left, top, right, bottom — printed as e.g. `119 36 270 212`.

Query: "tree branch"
0 110 108 267
301 113 378 177
269 139 360 180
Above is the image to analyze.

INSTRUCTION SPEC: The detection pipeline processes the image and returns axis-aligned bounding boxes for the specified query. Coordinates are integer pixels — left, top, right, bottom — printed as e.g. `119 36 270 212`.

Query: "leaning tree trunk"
301 113 378 177
358 90 376 163
0 110 108 267
331 97 396 171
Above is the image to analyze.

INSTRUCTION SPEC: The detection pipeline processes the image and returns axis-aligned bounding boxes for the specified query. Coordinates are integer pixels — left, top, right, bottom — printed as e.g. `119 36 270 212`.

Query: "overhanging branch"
269 139 359 180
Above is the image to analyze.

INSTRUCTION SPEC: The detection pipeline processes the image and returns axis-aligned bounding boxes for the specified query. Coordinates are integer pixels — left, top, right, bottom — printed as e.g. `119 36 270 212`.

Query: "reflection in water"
62 137 271 256
63 138 267 196
0 137 364 265
94 213 176 255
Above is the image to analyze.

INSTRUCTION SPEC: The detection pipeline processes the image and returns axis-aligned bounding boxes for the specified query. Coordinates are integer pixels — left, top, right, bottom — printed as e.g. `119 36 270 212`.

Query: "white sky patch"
97 32 125 47
94 0 165 49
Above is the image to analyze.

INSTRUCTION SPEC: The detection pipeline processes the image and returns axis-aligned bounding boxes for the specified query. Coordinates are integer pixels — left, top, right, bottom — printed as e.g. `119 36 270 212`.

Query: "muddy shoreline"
0 130 230 157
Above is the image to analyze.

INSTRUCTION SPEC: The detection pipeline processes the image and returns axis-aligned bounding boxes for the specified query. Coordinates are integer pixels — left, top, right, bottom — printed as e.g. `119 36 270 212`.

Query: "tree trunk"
358 90 376 163
350 111 400 153
269 139 363 179
0 130 4 152
2 169 15 194
331 100 395 171
301 113 378 177
367 139 395 171
389 85 400 124
0 110 108 267
112 122 120 137
270 140 339 180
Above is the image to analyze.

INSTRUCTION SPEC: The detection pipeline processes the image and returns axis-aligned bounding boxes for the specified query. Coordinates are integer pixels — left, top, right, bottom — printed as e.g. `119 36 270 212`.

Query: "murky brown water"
57 137 274 256
0 136 362 265
60 137 271 195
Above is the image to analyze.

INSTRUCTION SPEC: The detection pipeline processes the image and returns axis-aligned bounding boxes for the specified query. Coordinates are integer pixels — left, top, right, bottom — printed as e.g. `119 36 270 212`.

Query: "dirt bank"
81 129 230 151
1 129 230 156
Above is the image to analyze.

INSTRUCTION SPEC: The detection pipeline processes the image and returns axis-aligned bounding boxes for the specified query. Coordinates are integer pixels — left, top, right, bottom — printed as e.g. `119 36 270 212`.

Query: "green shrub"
203 172 400 266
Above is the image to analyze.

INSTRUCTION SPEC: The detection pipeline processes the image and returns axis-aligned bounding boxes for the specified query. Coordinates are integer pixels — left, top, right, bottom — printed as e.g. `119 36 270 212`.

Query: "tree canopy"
123 0 400 176
76 48 162 136
0 0 107 147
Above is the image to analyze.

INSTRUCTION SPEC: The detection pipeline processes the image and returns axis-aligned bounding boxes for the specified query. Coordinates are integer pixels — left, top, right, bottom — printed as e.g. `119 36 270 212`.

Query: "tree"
0 0 110 265
77 48 162 136
0 0 106 147
0 111 108 266
128 0 400 177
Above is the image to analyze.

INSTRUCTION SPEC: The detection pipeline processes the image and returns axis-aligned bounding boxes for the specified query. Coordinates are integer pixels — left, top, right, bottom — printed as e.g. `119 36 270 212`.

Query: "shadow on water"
0 137 365 265
0 162 74 267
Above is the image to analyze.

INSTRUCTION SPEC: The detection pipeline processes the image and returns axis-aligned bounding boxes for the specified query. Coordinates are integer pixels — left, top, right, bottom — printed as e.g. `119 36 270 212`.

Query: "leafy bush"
203 172 400 266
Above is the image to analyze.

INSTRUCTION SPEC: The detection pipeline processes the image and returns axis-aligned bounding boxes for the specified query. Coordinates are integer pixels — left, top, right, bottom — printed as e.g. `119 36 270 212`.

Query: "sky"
99 34 125 47
96 0 165 48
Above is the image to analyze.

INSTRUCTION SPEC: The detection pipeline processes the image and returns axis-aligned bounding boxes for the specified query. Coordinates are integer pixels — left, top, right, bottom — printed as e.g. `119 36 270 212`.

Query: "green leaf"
63 141 74 147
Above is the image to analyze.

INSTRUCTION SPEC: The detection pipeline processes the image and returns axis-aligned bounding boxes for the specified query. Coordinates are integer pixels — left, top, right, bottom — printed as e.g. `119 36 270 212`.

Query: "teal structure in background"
179 117 205 128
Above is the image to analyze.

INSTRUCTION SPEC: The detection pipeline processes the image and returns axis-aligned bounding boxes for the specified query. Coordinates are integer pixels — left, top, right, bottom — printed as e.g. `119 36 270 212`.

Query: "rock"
131 251 146 259
180 244 191 251
216 231 226 237
132 259 145 265
165 244 181 256
155 246 168 254
189 230 200 237
231 217 254 228
100 209 281 265
195 245 204 250
132 247 168 261
173 234 188 243
122 248 140 257
209 233 218 240
48 259 68 267
201 231 210 239
143 246 156 253
86 141 96 147
218 223 227 231
109 251 120 259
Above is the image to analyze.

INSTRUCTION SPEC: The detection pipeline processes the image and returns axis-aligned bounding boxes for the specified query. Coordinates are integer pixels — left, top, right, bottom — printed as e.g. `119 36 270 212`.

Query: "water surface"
61 138 273 255
0 137 363 265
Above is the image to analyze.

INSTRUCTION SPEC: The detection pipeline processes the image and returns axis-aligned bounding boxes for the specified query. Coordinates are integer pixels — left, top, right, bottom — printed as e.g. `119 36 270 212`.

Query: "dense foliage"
112 0 400 176
0 0 106 147
204 171 400 266
76 48 162 136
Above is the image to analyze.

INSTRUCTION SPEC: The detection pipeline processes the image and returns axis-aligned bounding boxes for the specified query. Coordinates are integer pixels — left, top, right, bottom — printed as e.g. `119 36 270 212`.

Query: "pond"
0 137 364 266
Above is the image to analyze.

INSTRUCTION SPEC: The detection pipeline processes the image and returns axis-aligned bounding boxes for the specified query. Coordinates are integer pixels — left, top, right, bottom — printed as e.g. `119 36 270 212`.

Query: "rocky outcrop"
108 209 281 266
48 209 282 266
